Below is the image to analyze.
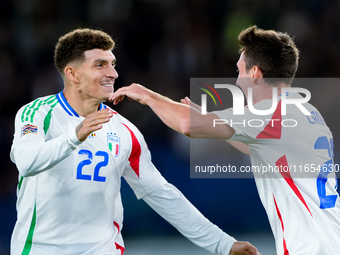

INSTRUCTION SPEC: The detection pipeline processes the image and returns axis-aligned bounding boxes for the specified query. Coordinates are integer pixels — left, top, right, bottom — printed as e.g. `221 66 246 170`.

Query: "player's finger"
109 93 119 102
110 87 128 101
88 118 110 127
246 243 259 255
86 109 114 125
87 109 112 120
76 109 113 140
112 95 125 105
248 245 261 255
109 91 119 102
232 241 261 255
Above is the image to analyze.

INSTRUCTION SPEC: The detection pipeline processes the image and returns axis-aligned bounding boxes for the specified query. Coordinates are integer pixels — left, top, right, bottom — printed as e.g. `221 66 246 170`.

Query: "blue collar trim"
56 92 106 117
56 92 80 117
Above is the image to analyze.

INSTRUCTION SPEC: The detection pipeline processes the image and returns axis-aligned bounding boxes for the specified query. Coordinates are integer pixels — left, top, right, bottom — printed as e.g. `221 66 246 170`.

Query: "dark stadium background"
1 0 340 254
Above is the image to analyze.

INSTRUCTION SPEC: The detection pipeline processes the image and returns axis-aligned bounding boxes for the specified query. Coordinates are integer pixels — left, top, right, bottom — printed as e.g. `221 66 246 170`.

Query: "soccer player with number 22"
10 29 260 255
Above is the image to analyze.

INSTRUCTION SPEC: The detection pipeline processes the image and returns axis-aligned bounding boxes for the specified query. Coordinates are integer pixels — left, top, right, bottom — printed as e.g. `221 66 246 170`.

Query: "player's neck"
62 89 101 117
248 83 290 102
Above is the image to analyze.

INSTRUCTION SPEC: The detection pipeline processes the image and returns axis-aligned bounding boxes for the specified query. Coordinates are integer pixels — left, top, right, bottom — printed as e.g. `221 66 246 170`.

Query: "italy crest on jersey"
107 133 120 157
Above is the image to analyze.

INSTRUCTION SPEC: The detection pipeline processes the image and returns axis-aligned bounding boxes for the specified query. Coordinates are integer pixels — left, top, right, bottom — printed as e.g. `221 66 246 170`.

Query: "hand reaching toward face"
110 83 154 105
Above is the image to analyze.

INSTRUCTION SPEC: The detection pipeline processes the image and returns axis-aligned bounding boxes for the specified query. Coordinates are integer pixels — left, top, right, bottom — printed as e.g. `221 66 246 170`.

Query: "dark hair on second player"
238 25 299 85
54 28 115 76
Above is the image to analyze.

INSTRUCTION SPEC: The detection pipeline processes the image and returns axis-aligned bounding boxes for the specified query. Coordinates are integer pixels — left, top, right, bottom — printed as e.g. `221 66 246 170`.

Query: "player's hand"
76 109 114 142
109 83 154 105
229 241 261 255
180 96 201 112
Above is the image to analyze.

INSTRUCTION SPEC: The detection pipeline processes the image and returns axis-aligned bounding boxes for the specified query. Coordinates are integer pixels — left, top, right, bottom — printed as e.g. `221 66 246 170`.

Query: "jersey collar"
56 91 106 117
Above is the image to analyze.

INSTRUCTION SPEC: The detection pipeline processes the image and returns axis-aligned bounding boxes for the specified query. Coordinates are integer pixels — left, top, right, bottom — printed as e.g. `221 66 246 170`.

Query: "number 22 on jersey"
76 149 109 182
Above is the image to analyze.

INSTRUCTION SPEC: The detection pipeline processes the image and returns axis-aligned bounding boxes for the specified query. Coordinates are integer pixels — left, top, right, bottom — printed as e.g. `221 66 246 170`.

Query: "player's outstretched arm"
181 97 249 155
142 183 261 255
110 83 235 139
110 83 191 136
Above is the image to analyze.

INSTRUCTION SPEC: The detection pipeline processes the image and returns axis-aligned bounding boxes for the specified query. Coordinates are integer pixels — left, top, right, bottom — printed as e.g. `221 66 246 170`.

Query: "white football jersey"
214 92 340 255
11 92 236 255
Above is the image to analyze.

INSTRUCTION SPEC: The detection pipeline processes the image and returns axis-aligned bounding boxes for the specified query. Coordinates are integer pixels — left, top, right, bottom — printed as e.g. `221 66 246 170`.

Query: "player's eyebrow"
94 58 116 65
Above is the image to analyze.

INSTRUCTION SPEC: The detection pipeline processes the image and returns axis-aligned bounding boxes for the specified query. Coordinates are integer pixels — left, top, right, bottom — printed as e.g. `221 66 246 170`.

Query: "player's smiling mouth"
100 81 114 87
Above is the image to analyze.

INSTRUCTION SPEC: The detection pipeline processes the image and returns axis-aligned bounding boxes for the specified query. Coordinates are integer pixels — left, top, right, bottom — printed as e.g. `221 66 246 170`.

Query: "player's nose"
107 65 118 80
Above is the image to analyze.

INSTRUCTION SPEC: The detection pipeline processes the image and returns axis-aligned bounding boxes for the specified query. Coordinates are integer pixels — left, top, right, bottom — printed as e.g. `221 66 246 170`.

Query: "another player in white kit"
213 91 340 254
111 26 340 254
10 29 260 255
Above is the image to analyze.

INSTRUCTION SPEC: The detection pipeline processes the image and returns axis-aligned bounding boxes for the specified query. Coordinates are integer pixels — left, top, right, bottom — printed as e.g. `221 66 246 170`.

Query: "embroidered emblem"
22 124 38 137
107 133 120 157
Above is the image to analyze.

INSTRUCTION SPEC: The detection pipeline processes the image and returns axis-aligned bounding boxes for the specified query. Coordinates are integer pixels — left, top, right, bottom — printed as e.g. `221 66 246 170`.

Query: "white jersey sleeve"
143 183 237 255
10 96 81 177
120 120 167 199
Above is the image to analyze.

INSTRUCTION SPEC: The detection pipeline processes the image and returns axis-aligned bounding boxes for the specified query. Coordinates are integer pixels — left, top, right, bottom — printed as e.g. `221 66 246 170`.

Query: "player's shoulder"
16 94 58 122
19 94 58 111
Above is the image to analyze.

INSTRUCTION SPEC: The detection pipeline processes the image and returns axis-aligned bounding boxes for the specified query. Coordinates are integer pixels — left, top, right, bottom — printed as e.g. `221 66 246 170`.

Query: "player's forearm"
145 92 191 136
112 84 235 139
143 183 236 255
10 129 81 177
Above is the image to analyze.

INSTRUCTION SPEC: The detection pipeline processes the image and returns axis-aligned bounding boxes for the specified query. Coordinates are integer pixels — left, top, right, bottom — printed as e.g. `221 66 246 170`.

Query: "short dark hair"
54 28 115 76
238 25 299 85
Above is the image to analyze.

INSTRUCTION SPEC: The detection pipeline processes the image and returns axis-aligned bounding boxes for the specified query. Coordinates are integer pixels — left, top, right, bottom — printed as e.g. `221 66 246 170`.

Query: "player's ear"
251 66 263 78
64 65 79 84
250 65 263 83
